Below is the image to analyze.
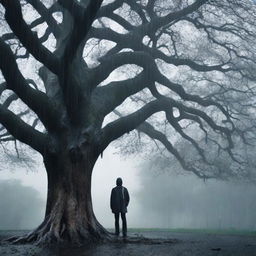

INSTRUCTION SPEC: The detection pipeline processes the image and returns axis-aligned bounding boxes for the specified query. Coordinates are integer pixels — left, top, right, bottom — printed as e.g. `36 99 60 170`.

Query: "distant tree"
0 0 256 244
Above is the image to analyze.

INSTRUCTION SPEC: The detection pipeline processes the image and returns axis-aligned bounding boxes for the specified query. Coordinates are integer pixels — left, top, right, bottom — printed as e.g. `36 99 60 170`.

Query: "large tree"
0 0 256 244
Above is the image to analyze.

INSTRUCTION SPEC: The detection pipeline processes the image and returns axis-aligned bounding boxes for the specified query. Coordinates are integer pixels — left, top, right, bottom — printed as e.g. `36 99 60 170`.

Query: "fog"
134 170 256 230
0 180 44 230
0 147 256 230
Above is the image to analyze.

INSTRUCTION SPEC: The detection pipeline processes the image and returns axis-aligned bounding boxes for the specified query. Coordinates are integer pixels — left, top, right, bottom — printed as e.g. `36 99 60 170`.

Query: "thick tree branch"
107 13 135 31
49 0 103 123
0 104 46 153
0 39 60 131
0 82 6 95
59 0 103 64
100 99 171 150
91 51 157 87
92 72 150 117
1 0 60 75
2 16 55 44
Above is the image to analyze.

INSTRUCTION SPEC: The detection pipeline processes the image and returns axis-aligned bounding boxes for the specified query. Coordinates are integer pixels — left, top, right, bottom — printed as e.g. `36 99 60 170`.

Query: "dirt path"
0 230 256 256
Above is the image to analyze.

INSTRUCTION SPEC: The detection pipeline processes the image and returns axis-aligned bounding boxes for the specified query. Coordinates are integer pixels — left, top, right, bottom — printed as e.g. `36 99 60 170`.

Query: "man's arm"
125 188 130 207
110 188 114 211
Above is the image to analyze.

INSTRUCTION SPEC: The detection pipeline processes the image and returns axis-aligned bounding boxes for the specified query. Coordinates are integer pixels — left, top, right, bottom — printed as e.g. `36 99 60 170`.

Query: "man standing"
110 177 130 237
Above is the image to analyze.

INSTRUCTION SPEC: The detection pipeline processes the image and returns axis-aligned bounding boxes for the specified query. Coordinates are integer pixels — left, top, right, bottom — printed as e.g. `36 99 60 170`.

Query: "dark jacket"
110 186 130 214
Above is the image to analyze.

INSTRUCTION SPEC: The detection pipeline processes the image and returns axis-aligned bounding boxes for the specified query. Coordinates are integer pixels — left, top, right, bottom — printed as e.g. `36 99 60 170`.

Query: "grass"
126 228 256 236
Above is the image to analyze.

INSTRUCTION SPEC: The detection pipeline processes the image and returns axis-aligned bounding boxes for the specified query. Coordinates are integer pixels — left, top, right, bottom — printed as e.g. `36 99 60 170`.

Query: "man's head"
116 177 123 186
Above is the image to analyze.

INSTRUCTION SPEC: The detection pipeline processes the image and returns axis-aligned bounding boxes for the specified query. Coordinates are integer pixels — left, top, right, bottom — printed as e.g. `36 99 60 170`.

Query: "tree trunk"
11 147 109 245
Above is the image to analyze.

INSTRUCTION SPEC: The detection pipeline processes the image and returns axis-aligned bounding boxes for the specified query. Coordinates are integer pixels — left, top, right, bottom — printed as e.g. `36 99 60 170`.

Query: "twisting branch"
58 0 103 64
152 71 233 125
89 26 231 74
92 71 150 117
0 38 60 131
90 51 157 88
0 104 46 153
138 121 216 179
164 97 234 150
0 0 60 75
0 109 30 140
100 99 171 151
165 110 207 162
143 0 208 33
100 92 234 160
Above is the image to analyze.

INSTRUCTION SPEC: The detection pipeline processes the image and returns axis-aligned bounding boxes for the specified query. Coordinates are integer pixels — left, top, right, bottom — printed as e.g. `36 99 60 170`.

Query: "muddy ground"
0 230 256 256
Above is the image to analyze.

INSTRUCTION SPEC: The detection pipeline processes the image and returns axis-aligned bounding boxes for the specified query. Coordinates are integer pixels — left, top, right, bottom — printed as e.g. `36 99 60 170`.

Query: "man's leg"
114 213 120 236
121 213 127 237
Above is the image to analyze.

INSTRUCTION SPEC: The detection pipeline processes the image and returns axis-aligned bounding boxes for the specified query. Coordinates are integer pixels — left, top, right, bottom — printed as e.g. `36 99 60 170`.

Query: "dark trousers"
114 212 127 236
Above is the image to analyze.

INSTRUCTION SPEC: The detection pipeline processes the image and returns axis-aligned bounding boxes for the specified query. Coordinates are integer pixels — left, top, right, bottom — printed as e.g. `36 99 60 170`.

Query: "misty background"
0 146 255 230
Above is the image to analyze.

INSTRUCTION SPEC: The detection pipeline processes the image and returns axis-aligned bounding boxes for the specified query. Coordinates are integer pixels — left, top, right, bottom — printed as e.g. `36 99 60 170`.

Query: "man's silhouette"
110 177 130 237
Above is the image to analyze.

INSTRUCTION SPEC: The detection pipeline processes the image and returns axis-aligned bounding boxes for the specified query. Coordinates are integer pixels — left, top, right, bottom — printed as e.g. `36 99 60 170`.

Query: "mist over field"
0 179 44 230
134 171 256 230
0 151 255 231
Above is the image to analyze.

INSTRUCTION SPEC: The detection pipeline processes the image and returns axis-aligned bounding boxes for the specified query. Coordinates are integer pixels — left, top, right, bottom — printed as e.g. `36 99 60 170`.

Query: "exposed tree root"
4 230 179 247
4 217 111 246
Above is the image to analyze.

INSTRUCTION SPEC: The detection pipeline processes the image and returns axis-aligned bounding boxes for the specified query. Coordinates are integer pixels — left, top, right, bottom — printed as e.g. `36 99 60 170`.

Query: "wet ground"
0 230 256 256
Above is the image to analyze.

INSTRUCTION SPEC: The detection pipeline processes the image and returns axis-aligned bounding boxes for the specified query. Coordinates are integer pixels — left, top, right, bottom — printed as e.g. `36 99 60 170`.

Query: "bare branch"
1 0 61 75
138 121 216 179
165 110 207 161
144 0 208 33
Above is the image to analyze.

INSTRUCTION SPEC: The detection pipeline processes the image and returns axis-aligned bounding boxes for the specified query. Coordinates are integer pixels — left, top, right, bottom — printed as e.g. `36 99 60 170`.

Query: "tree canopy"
1 0 255 180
